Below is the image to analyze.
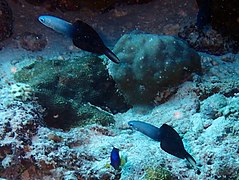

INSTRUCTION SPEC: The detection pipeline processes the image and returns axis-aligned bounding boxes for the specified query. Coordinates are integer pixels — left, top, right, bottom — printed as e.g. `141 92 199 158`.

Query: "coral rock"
14 56 130 129
0 86 44 178
9 83 34 102
108 33 201 105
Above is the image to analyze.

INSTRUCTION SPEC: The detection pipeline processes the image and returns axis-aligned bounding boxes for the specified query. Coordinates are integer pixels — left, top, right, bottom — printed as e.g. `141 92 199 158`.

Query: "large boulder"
108 33 201 106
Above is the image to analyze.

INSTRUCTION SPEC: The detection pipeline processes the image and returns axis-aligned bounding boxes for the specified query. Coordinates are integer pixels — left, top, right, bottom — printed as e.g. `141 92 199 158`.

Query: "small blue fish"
110 146 121 170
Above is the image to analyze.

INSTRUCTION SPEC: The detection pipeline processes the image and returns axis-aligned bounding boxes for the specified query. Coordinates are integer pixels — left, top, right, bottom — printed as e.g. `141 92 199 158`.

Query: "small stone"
48 134 63 143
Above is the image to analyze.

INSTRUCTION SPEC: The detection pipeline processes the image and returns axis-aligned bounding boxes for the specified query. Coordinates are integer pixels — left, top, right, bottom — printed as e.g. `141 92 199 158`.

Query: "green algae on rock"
145 167 173 180
14 56 129 130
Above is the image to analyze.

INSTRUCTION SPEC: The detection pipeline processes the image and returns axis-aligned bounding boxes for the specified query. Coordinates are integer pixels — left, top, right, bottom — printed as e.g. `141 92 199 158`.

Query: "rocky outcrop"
108 33 201 106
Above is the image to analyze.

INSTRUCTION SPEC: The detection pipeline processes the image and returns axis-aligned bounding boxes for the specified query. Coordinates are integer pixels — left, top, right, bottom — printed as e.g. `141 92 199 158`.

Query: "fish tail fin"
104 47 120 64
185 151 197 168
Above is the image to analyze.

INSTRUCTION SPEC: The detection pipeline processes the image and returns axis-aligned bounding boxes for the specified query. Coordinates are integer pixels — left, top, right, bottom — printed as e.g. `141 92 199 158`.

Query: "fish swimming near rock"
110 146 121 170
105 146 127 171
128 121 196 167
38 15 120 64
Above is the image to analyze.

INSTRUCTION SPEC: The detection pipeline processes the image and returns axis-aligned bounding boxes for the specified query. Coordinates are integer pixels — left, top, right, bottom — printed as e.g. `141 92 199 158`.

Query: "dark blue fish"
128 121 196 167
72 20 120 64
158 124 196 166
110 146 121 170
38 15 120 64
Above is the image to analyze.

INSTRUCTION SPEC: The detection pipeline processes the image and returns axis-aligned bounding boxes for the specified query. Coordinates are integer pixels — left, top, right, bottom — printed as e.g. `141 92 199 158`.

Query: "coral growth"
1 0 239 179
183 0 239 55
196 54 239 100
0 52 239 179
200 94 227 119
9 83 34 102
0 83 118 179
145 167 173 180
14 56 129 129
0 86 44 178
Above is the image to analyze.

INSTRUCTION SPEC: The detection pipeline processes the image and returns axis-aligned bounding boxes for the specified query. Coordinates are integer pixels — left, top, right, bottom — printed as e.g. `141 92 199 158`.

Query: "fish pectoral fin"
120 155 127 167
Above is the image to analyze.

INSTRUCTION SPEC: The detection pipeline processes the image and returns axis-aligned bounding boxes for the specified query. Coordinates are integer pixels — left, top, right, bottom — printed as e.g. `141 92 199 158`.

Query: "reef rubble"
0 52 238 179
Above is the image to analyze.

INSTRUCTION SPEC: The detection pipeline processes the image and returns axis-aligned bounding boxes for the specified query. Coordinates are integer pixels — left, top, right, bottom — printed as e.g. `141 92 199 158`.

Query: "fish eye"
39 17 44 23
128 122 133 127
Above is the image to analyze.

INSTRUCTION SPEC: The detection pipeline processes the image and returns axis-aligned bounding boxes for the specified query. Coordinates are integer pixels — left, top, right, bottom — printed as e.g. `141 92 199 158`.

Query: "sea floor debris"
0 52 239 179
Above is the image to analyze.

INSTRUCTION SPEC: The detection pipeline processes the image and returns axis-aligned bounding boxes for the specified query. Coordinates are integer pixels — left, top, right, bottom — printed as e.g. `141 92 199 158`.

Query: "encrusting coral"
9 83 34 102
145 167 173 180
14 55 130 129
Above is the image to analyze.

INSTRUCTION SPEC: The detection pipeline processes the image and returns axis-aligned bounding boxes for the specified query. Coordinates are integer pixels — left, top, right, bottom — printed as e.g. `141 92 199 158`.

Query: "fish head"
38 15 49 26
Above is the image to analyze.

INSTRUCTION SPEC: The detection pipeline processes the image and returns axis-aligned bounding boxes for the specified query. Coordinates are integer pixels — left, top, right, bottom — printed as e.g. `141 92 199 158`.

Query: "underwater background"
0 0 239 179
